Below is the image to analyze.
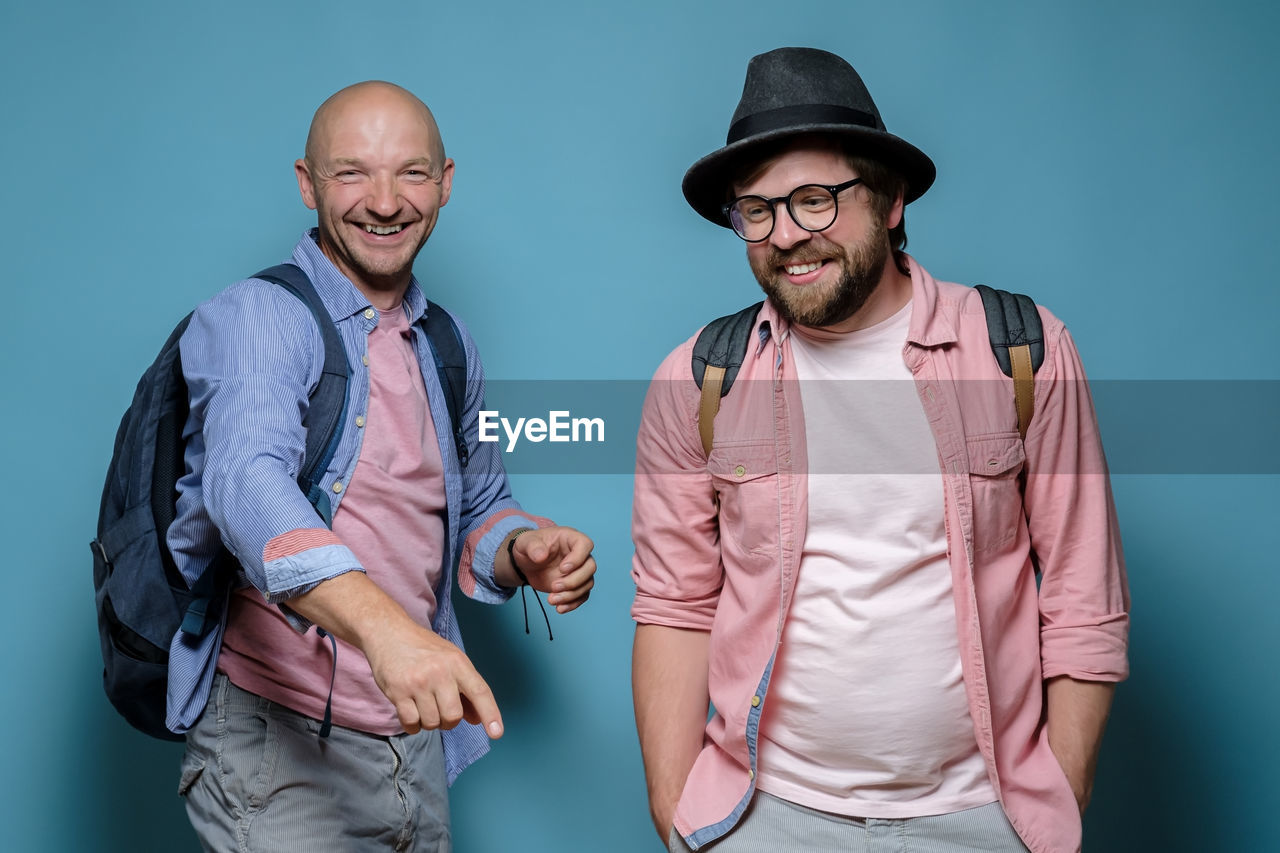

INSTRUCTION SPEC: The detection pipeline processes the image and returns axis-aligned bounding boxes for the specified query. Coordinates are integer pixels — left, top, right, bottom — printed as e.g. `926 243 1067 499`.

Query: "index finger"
456 668 503 739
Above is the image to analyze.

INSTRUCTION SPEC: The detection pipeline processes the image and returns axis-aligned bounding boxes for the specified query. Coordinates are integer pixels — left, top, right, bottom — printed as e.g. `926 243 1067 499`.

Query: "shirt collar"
902 253 958 348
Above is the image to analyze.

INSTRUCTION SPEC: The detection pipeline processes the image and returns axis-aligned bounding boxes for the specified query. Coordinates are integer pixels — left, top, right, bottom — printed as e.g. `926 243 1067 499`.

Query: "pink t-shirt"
755 301 996 817
218 305 447 734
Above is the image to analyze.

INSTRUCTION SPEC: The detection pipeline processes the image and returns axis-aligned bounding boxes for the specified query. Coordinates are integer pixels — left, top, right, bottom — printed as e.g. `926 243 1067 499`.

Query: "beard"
749 218 892 329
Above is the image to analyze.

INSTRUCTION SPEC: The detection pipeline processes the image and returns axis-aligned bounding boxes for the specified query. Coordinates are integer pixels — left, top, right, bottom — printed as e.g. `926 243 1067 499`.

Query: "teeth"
364 224 403 235
785 261 822 275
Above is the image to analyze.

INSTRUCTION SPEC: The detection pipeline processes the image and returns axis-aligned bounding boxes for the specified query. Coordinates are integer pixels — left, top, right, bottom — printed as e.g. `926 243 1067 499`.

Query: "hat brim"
681 124 936 228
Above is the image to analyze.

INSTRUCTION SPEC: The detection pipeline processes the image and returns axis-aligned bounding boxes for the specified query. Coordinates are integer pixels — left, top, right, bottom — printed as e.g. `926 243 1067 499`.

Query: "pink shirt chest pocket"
964 432 1026 555
707 441 779 563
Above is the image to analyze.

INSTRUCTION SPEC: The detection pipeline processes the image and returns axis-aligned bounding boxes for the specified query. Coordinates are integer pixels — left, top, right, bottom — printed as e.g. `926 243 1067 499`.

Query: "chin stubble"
751 227 891 329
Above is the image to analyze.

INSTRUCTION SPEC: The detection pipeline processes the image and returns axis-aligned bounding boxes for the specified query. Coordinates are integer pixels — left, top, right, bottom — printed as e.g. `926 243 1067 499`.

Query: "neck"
354 279 411 312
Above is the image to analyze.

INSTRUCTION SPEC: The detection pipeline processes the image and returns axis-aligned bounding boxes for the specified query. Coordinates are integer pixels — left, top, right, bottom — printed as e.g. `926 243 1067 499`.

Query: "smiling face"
735 140 904 332
295 82 453 306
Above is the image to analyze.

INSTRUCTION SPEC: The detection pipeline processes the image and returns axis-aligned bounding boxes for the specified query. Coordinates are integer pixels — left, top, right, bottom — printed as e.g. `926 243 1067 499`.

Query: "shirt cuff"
458 509 553 603
1040 614 1130 682
261 542 365 604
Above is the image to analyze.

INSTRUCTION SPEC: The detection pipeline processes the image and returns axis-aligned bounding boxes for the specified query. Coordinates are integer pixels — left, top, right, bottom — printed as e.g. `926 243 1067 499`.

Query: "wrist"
650 789 679 842
504 528 534 587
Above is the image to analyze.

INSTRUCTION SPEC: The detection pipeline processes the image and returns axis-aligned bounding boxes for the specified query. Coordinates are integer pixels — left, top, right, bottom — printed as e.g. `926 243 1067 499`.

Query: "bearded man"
630 48 1129 853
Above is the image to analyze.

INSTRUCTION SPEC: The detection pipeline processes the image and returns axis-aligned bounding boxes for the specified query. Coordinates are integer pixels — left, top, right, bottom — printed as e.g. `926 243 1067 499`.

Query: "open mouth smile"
784 261 823 275
779 258 830 285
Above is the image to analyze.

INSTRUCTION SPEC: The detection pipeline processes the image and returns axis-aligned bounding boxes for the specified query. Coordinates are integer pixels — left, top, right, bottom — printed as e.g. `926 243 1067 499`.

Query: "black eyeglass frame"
722 177 865 243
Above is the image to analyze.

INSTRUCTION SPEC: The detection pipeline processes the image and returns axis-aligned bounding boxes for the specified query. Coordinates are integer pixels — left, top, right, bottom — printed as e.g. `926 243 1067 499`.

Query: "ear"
437 158 455 208
295 159 318 210
886 187 905 230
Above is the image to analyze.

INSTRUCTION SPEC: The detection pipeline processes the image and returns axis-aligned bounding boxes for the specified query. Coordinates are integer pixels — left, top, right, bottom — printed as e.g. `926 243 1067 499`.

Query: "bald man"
167 81 596 851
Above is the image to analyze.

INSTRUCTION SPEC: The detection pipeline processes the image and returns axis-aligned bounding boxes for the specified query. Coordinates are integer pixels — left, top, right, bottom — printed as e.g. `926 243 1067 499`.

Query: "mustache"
765 245 842 269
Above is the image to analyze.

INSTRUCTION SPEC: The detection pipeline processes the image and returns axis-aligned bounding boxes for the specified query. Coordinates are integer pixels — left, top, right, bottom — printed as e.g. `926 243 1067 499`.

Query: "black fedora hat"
682 47 936 227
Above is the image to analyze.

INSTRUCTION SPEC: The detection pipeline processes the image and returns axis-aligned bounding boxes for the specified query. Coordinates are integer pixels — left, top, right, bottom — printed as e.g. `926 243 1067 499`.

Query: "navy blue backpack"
92 264 468 740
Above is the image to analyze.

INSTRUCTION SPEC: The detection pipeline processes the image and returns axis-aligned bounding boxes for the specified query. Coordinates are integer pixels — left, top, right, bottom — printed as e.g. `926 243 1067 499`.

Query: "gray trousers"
669 792 1029 853
179 674 450 853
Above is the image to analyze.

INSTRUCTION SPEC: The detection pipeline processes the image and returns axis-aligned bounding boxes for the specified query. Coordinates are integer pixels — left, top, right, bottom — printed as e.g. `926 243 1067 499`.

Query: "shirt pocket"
707 442 779 560
966 432 1026 554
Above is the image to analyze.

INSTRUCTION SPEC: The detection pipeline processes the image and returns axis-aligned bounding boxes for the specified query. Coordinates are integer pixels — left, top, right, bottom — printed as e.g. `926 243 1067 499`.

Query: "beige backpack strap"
698 365 726 456
1009 343 1034 439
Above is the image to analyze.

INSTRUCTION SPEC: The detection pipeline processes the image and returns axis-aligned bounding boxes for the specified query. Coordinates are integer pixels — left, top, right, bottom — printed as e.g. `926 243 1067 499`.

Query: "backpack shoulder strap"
691 301 764 456
421 301 469 469
251 264 350 521
975 285 1044 439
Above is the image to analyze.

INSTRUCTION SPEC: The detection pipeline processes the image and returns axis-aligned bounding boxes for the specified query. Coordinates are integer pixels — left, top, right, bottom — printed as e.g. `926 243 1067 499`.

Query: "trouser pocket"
177 748 205 797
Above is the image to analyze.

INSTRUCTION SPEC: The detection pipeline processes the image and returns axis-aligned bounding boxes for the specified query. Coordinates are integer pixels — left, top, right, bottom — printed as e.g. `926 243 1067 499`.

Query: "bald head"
304 81 446 178
294 80 455 306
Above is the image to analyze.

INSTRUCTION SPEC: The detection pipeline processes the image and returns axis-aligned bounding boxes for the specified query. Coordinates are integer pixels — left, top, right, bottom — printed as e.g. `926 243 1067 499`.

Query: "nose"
367 173 401 218
768 203 810 251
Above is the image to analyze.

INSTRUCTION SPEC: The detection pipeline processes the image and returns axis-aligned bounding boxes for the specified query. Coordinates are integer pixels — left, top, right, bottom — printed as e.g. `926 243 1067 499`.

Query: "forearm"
1045 676 1116 814
288 570 425 656
632 624 711 840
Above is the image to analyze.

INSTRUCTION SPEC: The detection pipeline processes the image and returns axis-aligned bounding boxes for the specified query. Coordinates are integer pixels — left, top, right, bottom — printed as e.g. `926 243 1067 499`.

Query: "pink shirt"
631 258 1129 853
220 305 447 734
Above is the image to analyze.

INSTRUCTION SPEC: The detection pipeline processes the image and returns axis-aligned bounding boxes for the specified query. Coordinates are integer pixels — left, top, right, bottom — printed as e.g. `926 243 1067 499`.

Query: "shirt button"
362 354 370 366
748 769 755 780
355 416 366 428
332 481 343 493
734 465 746 477
750 695 761 708
363 308 375 320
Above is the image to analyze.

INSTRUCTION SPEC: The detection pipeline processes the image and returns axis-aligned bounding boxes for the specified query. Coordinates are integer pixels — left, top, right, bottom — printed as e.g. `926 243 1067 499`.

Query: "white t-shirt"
754 301 997 817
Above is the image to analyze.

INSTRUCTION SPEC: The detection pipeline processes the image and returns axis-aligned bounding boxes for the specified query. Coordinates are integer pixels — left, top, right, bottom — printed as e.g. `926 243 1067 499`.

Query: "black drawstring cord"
508 532 553 641
316 627 338 738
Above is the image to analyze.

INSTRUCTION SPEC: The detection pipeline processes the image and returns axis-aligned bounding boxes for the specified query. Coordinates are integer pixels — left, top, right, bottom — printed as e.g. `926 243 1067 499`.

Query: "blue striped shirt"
166 230 538 782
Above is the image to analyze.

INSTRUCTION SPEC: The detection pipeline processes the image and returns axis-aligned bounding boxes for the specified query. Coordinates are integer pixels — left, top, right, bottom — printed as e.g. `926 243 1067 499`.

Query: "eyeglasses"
723 178 864 243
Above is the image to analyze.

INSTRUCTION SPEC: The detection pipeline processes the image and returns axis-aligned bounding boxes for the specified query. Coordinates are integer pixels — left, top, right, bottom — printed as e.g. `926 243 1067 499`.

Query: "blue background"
2 1 1277 850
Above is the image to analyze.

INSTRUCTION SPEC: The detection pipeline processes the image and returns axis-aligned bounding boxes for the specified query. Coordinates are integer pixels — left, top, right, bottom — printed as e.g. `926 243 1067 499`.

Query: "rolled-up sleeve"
631 343 725 629
1024 324 1130 682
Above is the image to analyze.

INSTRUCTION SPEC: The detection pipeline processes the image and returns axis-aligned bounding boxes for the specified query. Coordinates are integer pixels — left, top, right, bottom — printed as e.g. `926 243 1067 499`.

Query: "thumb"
519 530 551 565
